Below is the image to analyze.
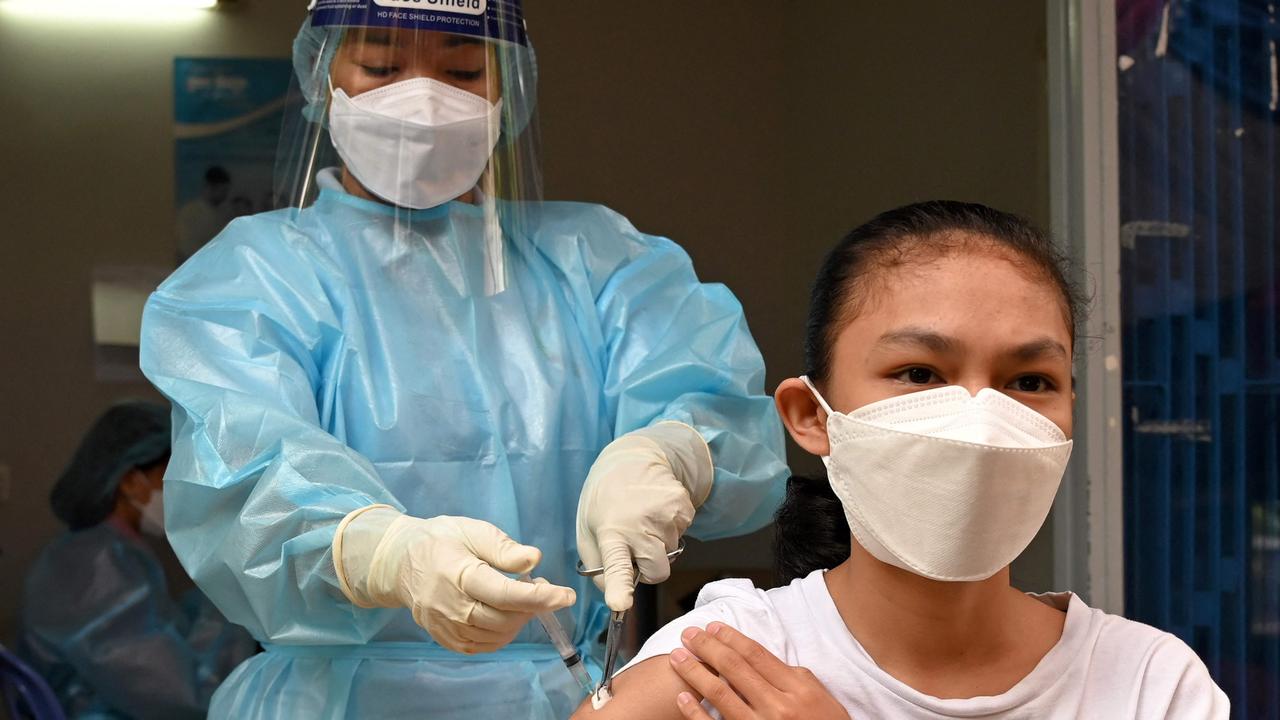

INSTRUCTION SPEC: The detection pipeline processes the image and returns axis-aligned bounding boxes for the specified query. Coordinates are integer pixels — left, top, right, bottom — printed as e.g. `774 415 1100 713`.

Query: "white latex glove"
333 505 576 654
576 421 714 612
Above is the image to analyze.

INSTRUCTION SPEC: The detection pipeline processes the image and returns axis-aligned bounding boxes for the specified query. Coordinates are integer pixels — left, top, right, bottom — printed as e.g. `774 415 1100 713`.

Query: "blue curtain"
1118 0 1280 716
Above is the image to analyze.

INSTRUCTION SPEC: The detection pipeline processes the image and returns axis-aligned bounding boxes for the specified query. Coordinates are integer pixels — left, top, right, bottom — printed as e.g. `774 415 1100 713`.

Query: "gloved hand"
576 422 714 612
333 506 576 654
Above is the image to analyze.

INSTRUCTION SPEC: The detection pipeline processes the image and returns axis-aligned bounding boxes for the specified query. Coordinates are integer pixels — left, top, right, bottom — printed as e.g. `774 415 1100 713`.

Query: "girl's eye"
897 367 940 385
361 66 396 78
1009 375 1053 393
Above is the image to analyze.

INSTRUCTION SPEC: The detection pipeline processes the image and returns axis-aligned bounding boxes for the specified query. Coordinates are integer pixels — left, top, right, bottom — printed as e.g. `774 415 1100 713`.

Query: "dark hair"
137 452 171 474
205 165 231 185
50 401 171 530
774 476 852 584
774 200 1087 583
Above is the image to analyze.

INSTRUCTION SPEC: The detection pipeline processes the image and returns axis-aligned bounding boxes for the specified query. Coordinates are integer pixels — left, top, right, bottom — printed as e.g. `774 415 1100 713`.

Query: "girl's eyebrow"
1010 337 1069 361
874 328 1068 361
875 327 960 354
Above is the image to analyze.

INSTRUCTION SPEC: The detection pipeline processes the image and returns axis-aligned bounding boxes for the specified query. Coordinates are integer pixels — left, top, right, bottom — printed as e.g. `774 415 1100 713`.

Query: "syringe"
519 573 595 697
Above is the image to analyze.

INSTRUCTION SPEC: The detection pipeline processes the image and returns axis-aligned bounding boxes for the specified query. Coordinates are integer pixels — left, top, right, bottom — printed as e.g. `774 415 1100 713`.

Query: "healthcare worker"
19 402 257 720
138 1 787 717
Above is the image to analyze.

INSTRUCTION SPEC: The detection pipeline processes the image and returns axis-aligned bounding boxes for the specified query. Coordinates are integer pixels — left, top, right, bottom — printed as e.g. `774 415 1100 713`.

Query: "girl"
574 201 1228 719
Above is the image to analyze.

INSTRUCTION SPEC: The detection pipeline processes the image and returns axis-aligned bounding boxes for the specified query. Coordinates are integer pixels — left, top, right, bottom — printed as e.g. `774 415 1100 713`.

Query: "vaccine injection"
519 573 595 697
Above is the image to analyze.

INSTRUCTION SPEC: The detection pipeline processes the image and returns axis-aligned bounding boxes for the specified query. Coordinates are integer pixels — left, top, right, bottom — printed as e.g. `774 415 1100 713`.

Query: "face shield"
279 0 539 295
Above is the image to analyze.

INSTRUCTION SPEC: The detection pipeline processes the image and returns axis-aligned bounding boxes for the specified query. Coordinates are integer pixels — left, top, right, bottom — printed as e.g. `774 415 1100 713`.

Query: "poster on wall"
173 58 295 264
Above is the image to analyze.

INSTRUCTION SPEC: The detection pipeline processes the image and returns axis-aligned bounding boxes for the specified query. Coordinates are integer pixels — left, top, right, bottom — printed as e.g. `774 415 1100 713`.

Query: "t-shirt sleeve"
1137 634 1231 719
619 578 787 677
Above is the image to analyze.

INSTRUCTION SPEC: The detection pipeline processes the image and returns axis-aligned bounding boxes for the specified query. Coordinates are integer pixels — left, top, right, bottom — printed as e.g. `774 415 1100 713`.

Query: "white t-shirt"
623 571 1229 719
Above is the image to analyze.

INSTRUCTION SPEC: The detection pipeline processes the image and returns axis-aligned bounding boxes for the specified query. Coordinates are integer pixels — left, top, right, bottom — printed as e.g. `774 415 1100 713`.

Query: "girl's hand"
667 622 852 720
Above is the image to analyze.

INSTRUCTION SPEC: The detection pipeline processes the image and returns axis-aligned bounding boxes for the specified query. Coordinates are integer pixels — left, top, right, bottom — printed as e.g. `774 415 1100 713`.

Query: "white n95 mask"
801 377 1073 582
136 489 165 539
328 76 503 210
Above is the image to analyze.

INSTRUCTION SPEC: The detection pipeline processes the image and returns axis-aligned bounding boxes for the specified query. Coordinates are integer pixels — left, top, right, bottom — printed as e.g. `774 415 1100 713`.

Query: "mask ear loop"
799 375 837 467
799 375 836 416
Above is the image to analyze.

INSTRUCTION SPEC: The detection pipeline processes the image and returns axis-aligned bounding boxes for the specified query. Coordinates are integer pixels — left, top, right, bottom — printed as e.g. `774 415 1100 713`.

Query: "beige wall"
0 1 1050 646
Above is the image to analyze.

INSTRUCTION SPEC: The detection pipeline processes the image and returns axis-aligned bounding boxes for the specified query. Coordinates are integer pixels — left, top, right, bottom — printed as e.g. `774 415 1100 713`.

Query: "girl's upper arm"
572 579 778 719
570 656 694 720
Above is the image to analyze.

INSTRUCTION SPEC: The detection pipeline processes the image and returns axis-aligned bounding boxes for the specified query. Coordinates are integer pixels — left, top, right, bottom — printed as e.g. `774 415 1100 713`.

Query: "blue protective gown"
138 179 788 719
19 520 257 720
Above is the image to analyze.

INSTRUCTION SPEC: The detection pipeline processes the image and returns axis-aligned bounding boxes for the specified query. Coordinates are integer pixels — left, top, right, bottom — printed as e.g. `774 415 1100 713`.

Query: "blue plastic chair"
0 644 66 720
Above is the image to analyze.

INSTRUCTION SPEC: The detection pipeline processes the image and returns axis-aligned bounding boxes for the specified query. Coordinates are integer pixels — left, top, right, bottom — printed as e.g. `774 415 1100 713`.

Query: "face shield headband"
309 0 529 47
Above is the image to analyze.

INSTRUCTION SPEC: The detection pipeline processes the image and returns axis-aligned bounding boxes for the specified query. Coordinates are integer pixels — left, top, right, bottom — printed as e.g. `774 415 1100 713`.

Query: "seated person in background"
19 401 257 720
574 201 1228 719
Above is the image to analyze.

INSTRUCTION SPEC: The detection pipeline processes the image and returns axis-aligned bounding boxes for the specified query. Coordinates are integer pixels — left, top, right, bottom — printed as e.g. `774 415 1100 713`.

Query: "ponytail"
773 475 851 584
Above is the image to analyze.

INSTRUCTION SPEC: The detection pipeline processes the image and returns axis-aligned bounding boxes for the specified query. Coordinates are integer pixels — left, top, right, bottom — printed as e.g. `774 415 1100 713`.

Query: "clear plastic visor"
278 13 541 296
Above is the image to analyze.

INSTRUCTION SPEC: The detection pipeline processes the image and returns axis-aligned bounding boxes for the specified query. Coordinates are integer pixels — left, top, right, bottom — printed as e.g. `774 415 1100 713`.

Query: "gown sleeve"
588 208 788 539
140 217 402 643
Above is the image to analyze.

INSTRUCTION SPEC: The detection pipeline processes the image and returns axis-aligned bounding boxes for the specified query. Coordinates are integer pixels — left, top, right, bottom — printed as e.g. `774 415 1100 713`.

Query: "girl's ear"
775 377 831 457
